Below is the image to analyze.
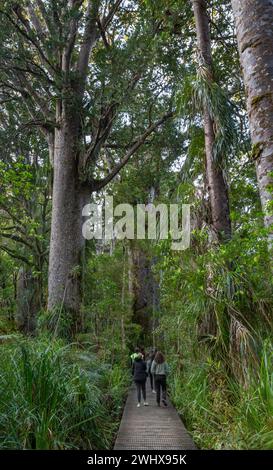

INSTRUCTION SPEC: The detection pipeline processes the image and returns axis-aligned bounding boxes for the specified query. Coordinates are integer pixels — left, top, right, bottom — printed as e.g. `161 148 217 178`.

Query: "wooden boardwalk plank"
114 385 196 450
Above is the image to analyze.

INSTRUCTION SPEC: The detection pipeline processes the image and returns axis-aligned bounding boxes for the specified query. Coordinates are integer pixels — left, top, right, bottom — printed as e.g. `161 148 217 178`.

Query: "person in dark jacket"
132 353 148 407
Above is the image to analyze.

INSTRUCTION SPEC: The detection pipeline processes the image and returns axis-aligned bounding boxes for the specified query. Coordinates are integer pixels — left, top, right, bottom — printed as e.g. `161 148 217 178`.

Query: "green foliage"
156 223 272 375
154 192 273 448
0 337 128 449
38 307 76 340
176 69 238 167
169 340 273 449
0 255 16 327
83 247 139 361
0 0 272 453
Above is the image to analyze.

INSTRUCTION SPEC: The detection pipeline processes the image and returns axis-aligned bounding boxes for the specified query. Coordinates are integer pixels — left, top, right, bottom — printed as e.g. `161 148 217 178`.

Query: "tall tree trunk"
128 243 149 333
231 0 273 241
192 0 232 241
48 119 89 334
128 242 159 340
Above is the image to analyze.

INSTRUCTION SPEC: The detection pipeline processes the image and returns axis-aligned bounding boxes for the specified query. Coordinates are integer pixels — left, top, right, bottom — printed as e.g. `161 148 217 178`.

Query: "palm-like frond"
176 65 238 168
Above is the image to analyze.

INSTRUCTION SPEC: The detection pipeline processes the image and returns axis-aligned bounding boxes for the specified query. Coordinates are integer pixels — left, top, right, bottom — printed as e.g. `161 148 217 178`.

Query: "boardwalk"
114 385 196 450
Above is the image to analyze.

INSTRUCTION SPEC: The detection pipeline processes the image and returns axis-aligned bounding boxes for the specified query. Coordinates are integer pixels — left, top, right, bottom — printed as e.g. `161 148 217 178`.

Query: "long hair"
154 351 165 364
150 351 156 361
140 346 146 360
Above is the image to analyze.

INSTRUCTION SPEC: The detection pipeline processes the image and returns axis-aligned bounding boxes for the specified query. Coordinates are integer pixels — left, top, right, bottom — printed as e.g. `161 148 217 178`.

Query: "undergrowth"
0 336 129 449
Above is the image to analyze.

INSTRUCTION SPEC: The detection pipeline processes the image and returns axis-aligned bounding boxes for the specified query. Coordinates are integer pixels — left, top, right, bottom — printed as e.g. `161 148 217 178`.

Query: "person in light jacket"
151 351 169 407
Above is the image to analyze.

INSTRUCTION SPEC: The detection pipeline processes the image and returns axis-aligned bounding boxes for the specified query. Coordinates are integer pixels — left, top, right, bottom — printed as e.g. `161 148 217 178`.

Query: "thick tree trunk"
48 120 89 334
192 0 232 241
231 0 273 240
128 244 149 332
128 242 159 339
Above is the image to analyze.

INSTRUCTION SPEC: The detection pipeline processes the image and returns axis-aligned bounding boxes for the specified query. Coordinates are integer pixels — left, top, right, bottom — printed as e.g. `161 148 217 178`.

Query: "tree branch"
0 233 33 250
0 245 31 265
90 112 173 191
27 2 45 39
0 203 28 236
101 0 123 30
2 6 58 75
77 0 100 80
62 1 85 73
17 72 52 121
83 102 118 170
36 0 52 34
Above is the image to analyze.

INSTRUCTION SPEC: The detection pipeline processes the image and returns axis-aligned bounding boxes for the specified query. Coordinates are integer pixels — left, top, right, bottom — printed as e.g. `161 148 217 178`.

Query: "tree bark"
47 119 90 334
192 0 232 242
128 242 159 340
231 0 273 241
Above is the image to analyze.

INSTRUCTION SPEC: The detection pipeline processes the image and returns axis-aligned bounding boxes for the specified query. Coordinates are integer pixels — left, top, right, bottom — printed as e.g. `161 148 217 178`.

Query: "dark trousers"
135 380 146 403
155 374 167 404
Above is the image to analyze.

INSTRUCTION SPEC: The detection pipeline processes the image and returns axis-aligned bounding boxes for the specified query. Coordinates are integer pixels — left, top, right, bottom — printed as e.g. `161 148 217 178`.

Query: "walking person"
130 347 141 366
146 350 156 393
151 351 169 407
132 352 149 407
